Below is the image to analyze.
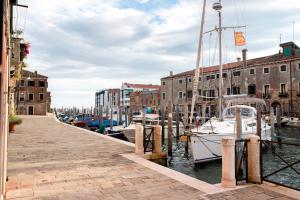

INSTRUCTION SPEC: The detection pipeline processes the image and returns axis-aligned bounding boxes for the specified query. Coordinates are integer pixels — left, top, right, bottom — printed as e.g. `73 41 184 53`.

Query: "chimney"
237 57 241 62
34 71 37 76
170 71 173 76
242 49 248 68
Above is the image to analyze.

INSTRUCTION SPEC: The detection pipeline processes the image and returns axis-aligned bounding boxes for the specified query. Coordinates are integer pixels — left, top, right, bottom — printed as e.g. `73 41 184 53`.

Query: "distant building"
121 82 160 108
95 88 120 112
130 90 160 112
161 42 300 117
16 70 51 115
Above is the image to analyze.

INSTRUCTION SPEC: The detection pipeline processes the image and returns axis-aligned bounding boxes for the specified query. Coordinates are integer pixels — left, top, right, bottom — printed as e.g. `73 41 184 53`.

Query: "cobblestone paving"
5 116 299 200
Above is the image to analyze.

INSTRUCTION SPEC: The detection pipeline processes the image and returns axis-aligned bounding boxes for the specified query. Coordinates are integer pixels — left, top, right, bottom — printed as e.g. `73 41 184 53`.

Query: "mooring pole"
168 101 173 157
99 106 103 127
256 105 261 138
276 106 282 147
119 106 122 125
110 106 113 130
125 107 128 127
270 107 275 139
176 105 179 139
161 106 165 144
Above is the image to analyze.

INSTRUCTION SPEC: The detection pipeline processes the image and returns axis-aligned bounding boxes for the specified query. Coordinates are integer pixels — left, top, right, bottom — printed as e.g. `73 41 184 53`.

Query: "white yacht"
190 104 271 163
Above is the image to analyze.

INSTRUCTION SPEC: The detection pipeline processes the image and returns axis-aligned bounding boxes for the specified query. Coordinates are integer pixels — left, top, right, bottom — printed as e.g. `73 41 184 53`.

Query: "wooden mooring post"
161 106 165 144
110 106 113 130
119 106 122 125
175 105 179 139
276 106 282 147
168 101 173 157
125 107 128 127
256 106 261 138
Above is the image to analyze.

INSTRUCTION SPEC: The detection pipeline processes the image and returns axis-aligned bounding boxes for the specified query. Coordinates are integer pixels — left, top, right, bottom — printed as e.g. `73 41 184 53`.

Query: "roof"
22 70 48 79
161 52 300 80
123 82 160 90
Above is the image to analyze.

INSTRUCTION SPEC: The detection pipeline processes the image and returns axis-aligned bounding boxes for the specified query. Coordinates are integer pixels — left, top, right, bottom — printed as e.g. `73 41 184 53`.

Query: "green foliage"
9 115 22 125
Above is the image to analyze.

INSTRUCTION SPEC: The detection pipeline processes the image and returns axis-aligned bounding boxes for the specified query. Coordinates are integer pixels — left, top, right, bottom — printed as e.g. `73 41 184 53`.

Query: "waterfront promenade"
5 115 300 200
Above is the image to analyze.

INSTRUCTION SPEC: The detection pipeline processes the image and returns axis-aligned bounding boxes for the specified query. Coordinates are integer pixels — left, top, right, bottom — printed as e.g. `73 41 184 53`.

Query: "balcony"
262 93 270 99
278 92 288 98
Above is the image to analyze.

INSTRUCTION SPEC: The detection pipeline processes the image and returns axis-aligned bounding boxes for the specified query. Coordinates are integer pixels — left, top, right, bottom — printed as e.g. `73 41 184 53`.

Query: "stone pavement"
5 115 300 200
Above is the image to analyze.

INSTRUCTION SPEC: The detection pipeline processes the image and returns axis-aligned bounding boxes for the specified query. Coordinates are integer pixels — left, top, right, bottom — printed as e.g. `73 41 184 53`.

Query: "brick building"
129 90 160 112
121 82 160 108
161 42 300 117
16 70 51 115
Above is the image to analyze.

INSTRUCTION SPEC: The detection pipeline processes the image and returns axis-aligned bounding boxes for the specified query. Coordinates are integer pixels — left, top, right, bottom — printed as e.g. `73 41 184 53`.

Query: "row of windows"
162 63 300 86
19 93 44 101
161 82 299 100
20 80 46 87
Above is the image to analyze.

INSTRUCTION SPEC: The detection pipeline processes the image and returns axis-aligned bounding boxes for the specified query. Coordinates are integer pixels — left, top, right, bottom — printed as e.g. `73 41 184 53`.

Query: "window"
29 93 34 101
187 90 193 98
249 68 255 75
206 75 210 80
232 86 240 95
216 74 220 79
208 90 215 97
198 77 201 81
264 85 270 95
178 91 183 99
263 67 269 74
222 73 227 78
280 83 286 93
198 89 202 95
210 75 215 79
233 71 241 77
248 84 256 95
298 63 300 70
19 93 25 101
39 81 45 87
227 88 231 95
28 80 35 87
298 82 300 92
188 78 192 83
280 65 287 72
20 80 25 87
179 79 183 84
162 81 166 86
39 93 44 101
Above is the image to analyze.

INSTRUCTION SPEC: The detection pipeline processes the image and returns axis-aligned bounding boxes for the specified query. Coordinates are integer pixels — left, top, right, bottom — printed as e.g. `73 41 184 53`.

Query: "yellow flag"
234 32 245 46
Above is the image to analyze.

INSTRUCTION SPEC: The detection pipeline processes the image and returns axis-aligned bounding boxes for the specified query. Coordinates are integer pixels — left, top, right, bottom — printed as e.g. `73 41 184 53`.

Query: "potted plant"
9 115 22 133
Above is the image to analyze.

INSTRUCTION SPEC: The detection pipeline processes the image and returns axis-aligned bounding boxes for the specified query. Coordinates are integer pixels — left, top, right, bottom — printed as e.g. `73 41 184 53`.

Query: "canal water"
162 126 300 187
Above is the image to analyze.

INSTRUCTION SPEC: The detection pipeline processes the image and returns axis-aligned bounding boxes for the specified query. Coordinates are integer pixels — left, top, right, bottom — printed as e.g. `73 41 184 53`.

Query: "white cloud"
17 0 300 107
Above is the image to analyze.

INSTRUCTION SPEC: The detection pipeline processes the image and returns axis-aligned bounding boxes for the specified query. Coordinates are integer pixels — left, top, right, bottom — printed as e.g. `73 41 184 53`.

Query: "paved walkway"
5 115 300 200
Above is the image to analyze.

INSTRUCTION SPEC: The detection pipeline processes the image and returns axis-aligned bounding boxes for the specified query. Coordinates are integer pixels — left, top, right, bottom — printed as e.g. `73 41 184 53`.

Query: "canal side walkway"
5 115 300 200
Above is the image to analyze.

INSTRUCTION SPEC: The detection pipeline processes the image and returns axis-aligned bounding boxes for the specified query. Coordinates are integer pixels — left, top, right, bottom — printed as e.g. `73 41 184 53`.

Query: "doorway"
28 106 34 115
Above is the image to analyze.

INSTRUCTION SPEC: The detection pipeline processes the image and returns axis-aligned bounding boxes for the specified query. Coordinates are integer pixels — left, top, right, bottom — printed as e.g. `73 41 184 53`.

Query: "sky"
15 0 300 108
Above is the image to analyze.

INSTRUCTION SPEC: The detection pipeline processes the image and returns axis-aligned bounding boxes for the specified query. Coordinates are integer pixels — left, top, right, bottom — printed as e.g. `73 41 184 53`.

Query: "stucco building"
161 42 300 117
15 70 51 115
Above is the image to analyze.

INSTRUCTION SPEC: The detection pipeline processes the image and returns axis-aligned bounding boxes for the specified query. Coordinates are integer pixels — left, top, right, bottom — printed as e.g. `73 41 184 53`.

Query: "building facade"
95 88 120 112
121 82 160 108
129 90 160 112
15 70 50 115
161 42 300 117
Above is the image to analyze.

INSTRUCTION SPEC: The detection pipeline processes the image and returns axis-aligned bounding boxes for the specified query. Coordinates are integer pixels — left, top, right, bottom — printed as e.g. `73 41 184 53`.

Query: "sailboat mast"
213 1 223 120
189 0 207 124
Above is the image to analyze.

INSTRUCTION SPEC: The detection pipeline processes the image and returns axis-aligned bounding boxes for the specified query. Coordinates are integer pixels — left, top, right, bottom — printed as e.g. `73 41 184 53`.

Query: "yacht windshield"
224 107 254 118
